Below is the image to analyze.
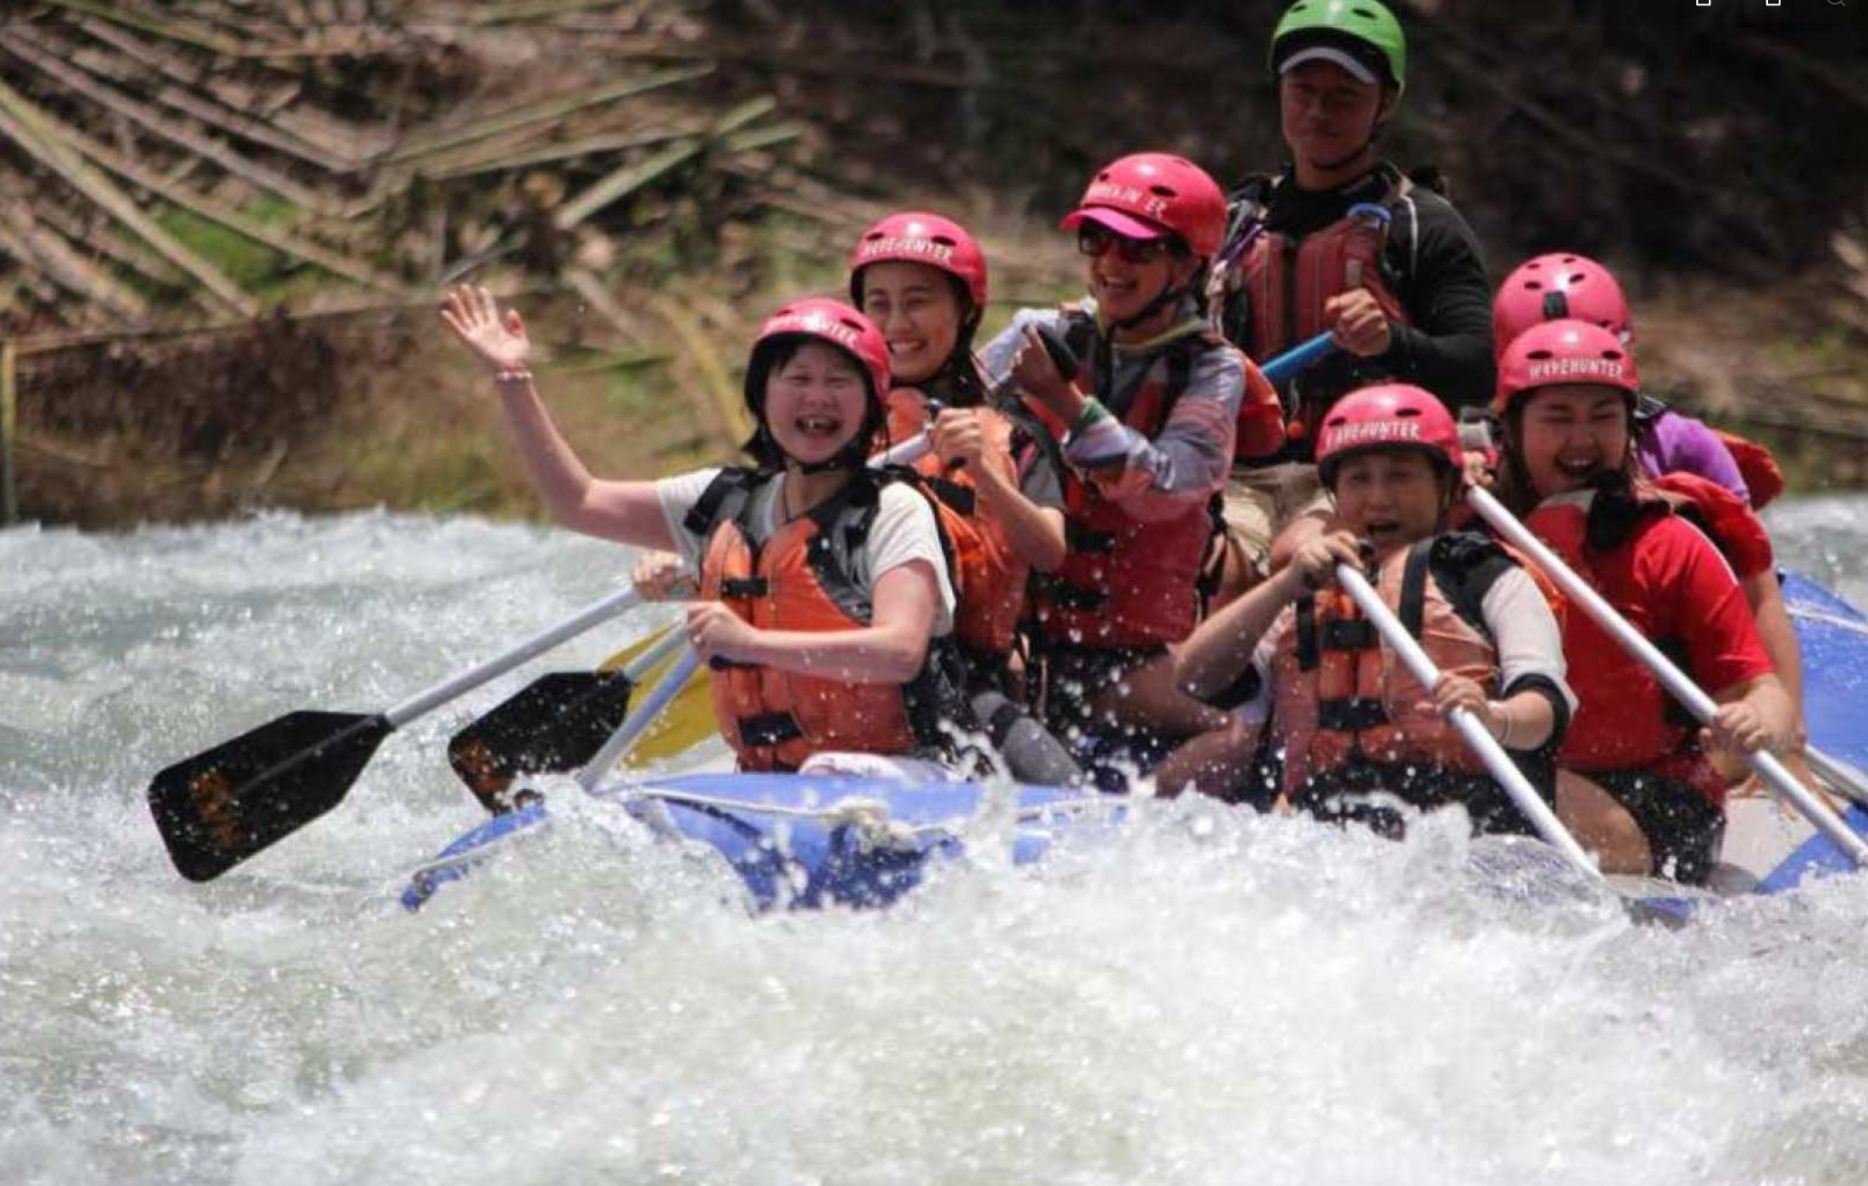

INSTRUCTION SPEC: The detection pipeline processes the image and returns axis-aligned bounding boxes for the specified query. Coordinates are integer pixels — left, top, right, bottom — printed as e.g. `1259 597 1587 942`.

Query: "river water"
6 503 1868 1185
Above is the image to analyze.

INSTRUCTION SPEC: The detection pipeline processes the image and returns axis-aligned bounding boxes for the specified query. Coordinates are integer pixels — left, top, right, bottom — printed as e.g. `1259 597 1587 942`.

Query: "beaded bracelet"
493 368 533 385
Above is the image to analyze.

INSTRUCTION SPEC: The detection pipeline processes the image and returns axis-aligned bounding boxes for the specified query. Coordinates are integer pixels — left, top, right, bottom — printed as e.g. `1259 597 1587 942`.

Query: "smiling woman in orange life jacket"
1492 320 1796 883
977 152 1284 761
442 288 973 775
849 212 1083 786
1159 385 1573 836
1211 0 1494 590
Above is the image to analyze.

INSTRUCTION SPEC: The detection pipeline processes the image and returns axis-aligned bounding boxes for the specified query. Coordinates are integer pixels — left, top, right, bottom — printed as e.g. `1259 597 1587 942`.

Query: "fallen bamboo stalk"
0 203 153 319
13 177 189 287
21 107 411 297
562 266 654 346
382 65 714 166
69 14 209 88
554 137 703 231
1 341 15 523
460 0 643 23
0 80 257 317
648 288 750 444
426 127 695 180
37 0 246 57
42 14 371 173
0 30 335 215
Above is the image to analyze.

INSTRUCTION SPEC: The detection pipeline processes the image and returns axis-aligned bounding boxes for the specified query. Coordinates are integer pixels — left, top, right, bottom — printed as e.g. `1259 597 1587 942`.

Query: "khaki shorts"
1223 461 1334 570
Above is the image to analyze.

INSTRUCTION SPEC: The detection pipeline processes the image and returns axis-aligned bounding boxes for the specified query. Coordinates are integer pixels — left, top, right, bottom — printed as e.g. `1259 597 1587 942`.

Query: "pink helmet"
1492 253 1633 353
1493 319 1640 416
1315 383 1462 485
848 212 989 313
1059 152 1228 259
744 297 891 421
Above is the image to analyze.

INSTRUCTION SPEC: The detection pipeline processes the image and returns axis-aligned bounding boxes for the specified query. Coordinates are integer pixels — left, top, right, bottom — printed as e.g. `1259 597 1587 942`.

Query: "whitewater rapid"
5 503 1868 1185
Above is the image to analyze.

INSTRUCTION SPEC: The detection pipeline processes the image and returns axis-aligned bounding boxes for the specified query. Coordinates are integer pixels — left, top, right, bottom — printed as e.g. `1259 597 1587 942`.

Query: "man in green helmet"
1211 0 1494 588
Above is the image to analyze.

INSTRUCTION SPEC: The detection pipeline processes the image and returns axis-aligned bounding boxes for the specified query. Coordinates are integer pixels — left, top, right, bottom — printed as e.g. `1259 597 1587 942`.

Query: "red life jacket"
1025 315 1228 649
1523 491 1728 806
1651 471 1775 581
1711 429 1786 510
1235 184 1415 454
1267 535 1517 796
882 387 1027 659
690 468 970 773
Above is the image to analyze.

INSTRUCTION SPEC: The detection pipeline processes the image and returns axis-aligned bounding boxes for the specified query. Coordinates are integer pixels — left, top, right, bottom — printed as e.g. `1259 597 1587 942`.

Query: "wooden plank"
383 65 713 165
0 79 257 316
0 31 334 215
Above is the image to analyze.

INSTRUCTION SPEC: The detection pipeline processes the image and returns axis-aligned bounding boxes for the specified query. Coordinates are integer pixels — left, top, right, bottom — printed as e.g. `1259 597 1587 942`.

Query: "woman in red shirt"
1492 319 1795 882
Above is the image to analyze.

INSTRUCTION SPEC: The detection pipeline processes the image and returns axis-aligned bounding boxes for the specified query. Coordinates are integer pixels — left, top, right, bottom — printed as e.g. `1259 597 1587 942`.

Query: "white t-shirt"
656 468 955 636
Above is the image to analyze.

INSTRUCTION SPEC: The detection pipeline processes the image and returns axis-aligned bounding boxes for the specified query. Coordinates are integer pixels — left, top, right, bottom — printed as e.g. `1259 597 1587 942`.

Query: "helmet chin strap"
1093 270 1200 389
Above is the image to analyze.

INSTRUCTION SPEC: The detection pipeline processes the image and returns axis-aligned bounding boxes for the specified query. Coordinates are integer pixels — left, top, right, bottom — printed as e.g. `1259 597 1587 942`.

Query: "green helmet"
1270 0 1407 93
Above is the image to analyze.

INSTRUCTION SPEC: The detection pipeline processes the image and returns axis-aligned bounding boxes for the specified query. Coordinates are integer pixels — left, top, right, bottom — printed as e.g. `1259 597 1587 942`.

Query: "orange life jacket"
1235 184 1414 453
690 467 971 772
1523 491 1728 806
882 387 1027 659
1024 314 1228 649
1267 534 1524 796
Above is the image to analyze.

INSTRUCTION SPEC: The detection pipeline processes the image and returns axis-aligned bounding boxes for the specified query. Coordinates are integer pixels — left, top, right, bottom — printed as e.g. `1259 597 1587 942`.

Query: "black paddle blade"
447 671 635 814
149 711 392 882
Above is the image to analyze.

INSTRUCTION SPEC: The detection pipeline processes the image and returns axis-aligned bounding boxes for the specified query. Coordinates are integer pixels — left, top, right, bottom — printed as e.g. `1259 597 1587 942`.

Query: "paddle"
148 584 646 882
400 644 707 912
1334 563 1602 881
1806 746 1868 809
447 625 686 814
572 645 706 791
1466 486 1868 868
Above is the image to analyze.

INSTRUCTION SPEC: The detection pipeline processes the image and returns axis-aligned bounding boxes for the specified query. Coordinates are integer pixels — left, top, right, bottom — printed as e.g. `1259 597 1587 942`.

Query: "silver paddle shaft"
383 586 644 728
1468 486 1868 868
1335 564 1601 880
575 645 704 790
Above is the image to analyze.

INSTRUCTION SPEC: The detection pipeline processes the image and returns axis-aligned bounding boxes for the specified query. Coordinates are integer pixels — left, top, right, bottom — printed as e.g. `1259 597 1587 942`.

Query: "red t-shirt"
1560 512 1773 771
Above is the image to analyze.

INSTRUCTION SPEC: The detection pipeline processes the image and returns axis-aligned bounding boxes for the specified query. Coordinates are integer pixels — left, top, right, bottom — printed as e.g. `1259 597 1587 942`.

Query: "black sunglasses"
1076 222 1174 265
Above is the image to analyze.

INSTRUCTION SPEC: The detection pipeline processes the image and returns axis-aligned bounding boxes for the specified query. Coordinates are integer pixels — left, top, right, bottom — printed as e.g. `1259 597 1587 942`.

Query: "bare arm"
1743 570 1806 745
1708 672 1798 756
1177 530 1363 699
929 406 1068 572
972 450 1068 573
442 285 675 551
687 559 940 683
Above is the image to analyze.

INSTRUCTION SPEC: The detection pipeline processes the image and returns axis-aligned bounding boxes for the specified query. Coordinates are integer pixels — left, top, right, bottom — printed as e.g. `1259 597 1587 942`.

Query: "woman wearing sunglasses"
979 152 1284 762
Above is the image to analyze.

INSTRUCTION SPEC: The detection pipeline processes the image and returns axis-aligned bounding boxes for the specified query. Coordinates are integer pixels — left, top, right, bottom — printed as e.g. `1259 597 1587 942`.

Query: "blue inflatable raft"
400 570 1868 915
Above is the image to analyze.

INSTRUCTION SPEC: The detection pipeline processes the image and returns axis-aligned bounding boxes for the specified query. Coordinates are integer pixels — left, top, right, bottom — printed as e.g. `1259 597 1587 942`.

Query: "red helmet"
1493 319 1640 416
1059 152 1227 259
1315 383 1462 486
848 212 989 312
744 297 891 420
1492 253 1632 353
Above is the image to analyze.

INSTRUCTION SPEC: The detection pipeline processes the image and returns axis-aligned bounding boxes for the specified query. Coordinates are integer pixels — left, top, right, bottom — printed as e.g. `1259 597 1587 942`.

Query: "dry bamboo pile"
0 0 829 343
